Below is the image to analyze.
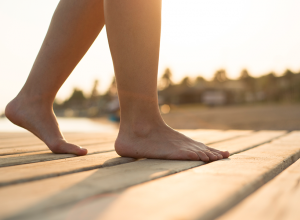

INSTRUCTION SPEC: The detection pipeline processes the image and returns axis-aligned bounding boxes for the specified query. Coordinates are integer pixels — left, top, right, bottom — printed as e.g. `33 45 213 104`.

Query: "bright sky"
1 0 300 112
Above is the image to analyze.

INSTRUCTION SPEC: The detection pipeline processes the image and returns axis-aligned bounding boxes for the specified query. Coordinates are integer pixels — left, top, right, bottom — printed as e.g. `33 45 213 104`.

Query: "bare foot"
5 95 87 156
115 121 230 162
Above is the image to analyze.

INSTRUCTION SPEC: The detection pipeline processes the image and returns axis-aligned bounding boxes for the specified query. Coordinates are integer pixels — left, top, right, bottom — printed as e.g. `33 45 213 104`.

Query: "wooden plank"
267 130 300 144
63 131 118 139
0 136 43 146
0 145 49 156
0 132 88 140
0 143 115 167
217 158 300 220
0 152 136 187
0 132 293 220
0 132 34 139
0 133 117 149
0 137 118 156
178 129 225 138
209 130 286 154
192 130 253 144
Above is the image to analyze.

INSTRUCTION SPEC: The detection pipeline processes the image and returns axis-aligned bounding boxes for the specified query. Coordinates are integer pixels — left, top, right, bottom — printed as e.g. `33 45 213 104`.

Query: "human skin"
5 0 229 161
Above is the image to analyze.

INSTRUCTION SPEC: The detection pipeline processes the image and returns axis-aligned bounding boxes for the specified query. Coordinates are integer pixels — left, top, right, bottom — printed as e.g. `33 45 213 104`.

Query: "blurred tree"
195 76 206 84
213 69 228 83
266 72 277 84
283 69 294 82
62 88 86 108
282 69 296 100
261 72 278 101
68 88 86 102
180 76 192 87
239 69 255 92
90 79 99 99
159 68 173 89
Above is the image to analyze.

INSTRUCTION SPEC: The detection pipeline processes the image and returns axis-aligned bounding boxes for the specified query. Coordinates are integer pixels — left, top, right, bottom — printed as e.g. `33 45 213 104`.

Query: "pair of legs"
5 0 229 161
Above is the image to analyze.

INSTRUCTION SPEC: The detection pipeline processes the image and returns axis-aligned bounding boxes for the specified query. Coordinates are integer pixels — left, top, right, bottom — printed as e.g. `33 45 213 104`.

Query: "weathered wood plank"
0 152 136 187
192 130 252 143
209 130 286 153
0 143 115 167
0 138 116 156
178 129 225 138
0 132 33 139
0 136 43 146
217 158 300 220
0 133 117 149
0 132 294 220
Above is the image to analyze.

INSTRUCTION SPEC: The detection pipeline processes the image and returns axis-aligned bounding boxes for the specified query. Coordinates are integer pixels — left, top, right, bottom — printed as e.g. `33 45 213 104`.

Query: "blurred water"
0 117 117 132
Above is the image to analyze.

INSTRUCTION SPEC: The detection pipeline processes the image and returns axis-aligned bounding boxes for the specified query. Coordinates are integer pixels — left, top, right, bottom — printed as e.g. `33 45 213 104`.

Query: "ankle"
119 116 165 138
15 92 53 108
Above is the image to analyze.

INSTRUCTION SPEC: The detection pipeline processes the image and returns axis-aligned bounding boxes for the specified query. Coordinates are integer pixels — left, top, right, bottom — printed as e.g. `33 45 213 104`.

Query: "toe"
221 150 230 158
204 150 218 161
183 150 200 161
208 147 230 159
213 152 223 160
196 151 210 162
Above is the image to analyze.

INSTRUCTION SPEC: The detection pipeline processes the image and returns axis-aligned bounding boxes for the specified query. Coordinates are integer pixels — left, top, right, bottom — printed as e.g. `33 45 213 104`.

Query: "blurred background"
1 0 300 131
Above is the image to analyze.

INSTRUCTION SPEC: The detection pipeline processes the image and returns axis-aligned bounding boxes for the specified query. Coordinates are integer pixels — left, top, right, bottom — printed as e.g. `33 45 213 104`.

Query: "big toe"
220 150 230 158
209 147 230 159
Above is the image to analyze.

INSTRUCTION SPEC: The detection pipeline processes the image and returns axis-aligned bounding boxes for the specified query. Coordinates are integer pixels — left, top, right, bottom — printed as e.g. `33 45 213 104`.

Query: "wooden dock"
0 129 299 220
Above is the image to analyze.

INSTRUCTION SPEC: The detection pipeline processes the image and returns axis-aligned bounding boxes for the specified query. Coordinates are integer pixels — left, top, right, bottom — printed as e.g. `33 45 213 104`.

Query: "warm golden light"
160 104 171 114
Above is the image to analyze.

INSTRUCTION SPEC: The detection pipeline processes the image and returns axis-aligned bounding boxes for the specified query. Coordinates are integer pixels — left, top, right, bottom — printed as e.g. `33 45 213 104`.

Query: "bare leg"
105 0 229 161
5 0 105 155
